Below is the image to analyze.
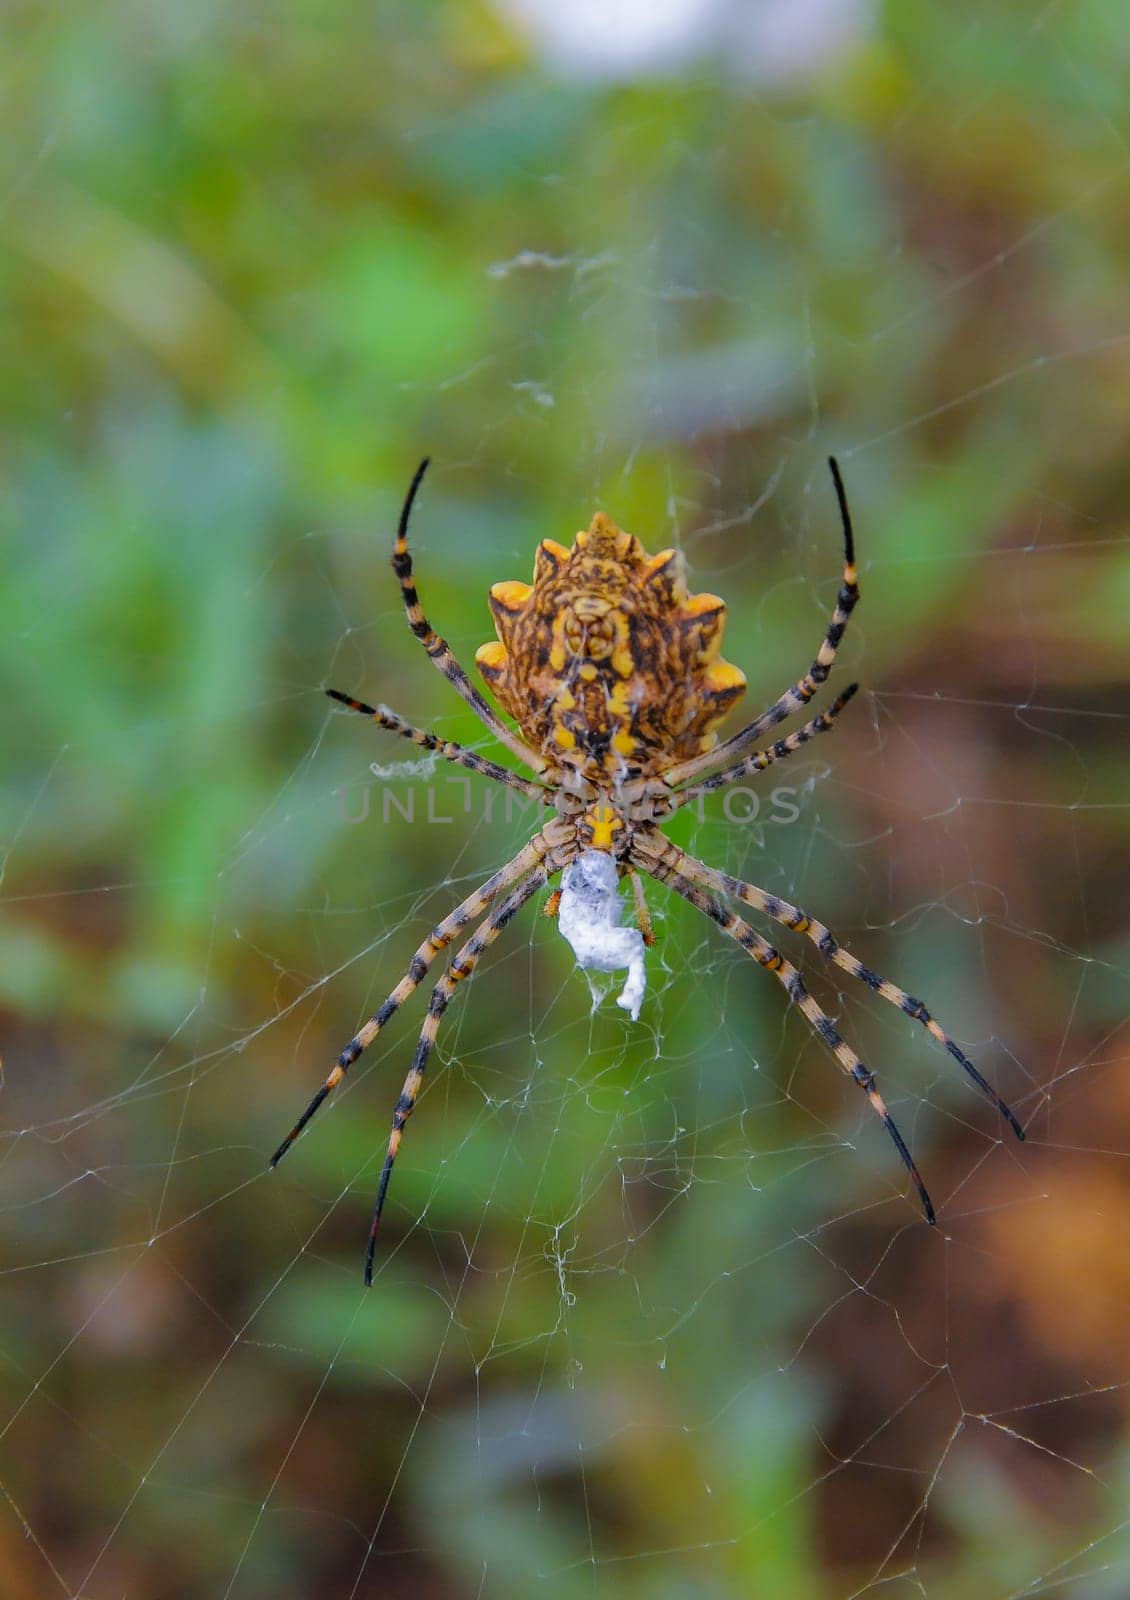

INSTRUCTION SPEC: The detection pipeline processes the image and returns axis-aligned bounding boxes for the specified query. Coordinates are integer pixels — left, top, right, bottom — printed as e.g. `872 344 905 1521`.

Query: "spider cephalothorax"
273 458 1026 1283
475 512 746 782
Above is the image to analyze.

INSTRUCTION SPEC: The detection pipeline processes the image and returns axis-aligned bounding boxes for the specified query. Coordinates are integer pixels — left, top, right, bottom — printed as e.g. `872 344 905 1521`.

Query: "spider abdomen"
475 511 746 781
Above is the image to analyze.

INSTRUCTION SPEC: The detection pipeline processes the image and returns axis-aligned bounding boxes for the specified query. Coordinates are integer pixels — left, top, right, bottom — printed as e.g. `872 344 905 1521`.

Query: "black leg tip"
396 458 433 546
326 687 378 719
993 1094 1026 1143
826 457 855 565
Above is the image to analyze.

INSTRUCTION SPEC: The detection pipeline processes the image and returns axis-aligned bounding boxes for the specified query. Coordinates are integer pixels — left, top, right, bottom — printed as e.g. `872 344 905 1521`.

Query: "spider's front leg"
363 862 553 1283
631 832 938 1224
640 829 1024 1143
270 829 558 1168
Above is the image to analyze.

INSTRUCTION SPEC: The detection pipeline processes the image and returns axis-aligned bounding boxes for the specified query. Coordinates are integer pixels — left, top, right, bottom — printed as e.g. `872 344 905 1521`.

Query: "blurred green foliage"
2 2 1128 1597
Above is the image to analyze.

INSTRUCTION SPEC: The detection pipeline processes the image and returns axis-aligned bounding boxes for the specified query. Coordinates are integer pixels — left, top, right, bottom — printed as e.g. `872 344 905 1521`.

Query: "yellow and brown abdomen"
475 512 746 780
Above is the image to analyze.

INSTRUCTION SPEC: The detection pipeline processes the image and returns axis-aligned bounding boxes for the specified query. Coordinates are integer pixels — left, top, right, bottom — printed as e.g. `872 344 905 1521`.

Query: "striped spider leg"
325 689 551 803
362 860 557 1283
272 462 569 1274
667 682 860 809
632 828 1024 1222
661 457 860 791
632 838 935 1221
389 457 547 774
540 693 862 942
270 828 561 1174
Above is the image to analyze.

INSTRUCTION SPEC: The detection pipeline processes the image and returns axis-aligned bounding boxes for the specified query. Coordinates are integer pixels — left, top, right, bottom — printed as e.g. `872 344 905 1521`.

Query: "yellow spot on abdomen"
490 579 532 611
703 661 746 694
476 641 508 674
683 591 724 616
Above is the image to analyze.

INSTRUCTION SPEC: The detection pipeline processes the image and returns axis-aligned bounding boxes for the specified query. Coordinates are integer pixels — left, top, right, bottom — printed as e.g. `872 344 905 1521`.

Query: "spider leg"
626 867 656 946
392 459 547 773
662 457 859 789
668 685 858 810
326 689 551 801
364 862 552 1283
269 829 555 1168
633 839 937 1224
640 829 1024 1142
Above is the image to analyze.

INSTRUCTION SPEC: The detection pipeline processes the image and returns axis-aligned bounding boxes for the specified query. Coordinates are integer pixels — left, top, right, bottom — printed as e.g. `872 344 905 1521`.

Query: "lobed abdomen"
475 512 746 781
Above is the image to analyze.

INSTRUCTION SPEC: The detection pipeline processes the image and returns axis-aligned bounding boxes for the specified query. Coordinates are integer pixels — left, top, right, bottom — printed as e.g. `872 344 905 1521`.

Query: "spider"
272 457 1025 1282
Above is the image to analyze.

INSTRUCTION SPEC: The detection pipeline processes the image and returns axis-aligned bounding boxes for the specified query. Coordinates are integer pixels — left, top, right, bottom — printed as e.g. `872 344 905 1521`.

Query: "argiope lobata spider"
272 457 1025 1282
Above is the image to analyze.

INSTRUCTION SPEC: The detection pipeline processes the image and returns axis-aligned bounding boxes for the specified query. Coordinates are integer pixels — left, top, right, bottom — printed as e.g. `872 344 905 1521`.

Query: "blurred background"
2 2 1128 1596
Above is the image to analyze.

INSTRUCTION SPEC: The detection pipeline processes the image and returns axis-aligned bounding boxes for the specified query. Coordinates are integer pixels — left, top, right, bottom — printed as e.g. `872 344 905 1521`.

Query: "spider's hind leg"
390 459 545 773
668 684 858 809
662 457 861 789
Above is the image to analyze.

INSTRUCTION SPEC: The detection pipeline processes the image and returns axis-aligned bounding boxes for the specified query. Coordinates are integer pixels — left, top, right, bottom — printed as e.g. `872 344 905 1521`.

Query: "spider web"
2 4 1130 1597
